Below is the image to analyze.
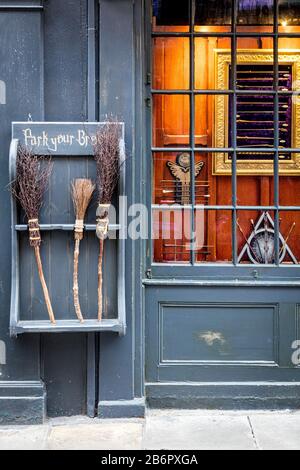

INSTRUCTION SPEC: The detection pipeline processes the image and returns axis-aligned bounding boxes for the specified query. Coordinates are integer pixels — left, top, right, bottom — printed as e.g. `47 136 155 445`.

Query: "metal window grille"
150 0 300 267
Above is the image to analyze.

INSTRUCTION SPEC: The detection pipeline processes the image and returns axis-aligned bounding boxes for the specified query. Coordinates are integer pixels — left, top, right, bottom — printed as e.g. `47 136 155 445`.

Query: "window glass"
195 0 232 32
237 0 274 26
151 0 300 266
152 0 189 32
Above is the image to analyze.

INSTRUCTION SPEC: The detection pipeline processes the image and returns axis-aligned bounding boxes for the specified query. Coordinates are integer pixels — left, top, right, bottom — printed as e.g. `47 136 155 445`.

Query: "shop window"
151 0 300 267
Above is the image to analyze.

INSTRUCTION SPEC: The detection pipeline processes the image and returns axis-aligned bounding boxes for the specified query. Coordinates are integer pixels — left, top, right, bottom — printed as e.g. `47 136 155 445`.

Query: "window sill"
143 278 300 287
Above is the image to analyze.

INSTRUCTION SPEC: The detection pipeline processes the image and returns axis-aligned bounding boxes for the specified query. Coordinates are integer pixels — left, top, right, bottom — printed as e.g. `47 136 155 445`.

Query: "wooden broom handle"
98 238 104 322
73 238 84 323
34 246 56 324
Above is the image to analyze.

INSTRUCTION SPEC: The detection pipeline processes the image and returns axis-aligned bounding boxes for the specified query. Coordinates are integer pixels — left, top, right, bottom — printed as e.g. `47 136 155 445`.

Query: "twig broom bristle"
93 120 121 321
71 179 95 322
72 179 95 229
10 146 55 324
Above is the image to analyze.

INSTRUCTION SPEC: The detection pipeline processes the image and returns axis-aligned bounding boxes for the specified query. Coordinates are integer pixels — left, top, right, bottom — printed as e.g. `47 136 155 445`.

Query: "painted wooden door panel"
145 285 300 383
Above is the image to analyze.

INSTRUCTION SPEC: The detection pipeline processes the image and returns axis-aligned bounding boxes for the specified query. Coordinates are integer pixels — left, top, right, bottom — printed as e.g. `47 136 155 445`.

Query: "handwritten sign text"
12 122 123 156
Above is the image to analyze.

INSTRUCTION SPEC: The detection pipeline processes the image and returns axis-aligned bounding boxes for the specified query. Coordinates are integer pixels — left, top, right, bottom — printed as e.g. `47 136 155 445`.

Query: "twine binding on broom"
28 219 41 246
96 204 110 240
74 219 84 240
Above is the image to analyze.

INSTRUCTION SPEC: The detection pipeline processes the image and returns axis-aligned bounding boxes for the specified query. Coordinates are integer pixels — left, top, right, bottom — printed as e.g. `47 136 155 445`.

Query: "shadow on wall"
0 340 6 365
0 80 6 105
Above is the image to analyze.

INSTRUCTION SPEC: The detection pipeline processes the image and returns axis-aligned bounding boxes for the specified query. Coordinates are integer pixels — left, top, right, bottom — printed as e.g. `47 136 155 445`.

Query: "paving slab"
48 420 143 450
1 411 300 450
250 413 300 450
144 411 257 450
0 425 49 450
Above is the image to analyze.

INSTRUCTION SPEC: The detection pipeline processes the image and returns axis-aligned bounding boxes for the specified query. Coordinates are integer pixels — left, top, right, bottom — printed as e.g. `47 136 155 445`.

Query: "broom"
93 121 121 321
71 178 95 322
10 146 55 324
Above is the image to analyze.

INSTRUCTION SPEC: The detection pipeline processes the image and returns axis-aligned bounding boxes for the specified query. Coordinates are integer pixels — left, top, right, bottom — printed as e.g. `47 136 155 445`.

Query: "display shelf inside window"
229 64 292 161
9 122 126 336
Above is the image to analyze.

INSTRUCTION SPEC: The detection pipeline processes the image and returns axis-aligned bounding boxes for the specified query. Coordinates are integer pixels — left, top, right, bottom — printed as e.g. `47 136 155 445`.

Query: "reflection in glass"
152 38 190 90
152 0 300 30
152 0 189 32
152 208 192 263
237 0 274 26
237 36 273 52
195 0 232 27
237 210 276 264
237 210 299 265
237 173 274 206
152 208 233 264
195 95 229 148
279 211 300 265
153 152 193 206
195 210 233 263
151 0 300 267
195 37 231 90
280 173 300 206
153 153 210 206
234 89 275 152
279 39 300 90
279 0 300 27
152 94 190 148
205 153 232 206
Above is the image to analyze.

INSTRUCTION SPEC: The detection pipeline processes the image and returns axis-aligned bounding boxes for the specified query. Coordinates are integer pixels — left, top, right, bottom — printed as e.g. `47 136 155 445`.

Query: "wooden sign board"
12 122 124 156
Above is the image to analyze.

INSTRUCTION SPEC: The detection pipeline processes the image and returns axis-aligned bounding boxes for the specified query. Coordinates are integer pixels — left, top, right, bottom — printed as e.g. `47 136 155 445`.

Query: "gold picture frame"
213 49 300 175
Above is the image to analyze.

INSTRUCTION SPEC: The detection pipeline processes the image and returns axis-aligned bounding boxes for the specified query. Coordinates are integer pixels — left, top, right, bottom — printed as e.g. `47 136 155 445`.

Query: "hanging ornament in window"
167 153 205 205
238 211 298 264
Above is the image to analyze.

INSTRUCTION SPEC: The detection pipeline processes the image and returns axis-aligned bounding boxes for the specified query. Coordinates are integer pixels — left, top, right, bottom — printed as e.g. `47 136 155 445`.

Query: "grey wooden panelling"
41 0 89 417
98 0 136 404
0 0 136 419
43 0 87 121
160 304 276 363
0 0 91 416
145 285 300 384
0 4 44 382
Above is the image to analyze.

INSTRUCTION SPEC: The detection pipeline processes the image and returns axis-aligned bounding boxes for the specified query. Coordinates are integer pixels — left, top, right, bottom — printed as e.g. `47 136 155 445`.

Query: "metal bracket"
146 269 152 279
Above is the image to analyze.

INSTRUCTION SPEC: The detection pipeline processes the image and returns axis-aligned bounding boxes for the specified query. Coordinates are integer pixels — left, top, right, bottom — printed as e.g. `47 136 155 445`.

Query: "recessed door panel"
160 304 276 363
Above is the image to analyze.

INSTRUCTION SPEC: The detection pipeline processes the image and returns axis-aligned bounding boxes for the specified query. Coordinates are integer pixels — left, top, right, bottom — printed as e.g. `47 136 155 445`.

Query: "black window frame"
147 0 300 280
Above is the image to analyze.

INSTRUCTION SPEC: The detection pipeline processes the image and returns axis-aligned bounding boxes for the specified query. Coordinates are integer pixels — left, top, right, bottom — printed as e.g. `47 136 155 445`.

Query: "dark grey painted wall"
41 0 89 417
0 3 45 386
0 0 90 418
0 0 145 421
1 0 300 420
97 0 145 418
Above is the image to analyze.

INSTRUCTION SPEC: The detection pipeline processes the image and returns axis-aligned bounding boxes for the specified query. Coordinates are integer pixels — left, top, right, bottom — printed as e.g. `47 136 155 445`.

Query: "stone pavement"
0 409 300 450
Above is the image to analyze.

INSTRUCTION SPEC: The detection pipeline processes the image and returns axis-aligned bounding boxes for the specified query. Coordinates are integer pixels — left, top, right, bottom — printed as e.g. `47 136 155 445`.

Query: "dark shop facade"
2 0 300 424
